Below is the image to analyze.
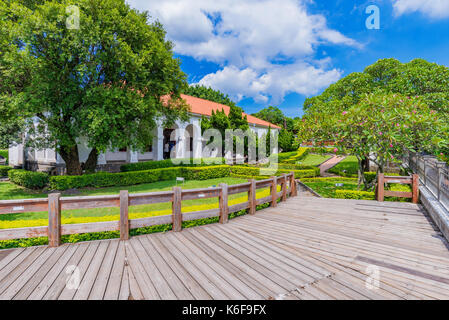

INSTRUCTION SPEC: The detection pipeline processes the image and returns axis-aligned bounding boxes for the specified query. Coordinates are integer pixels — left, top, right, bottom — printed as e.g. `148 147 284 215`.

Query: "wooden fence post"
172 187 182 232
270 176 277 207
290 172 297 197
248 179 256 215
377 173 385 202
282 174 288 202
120 190 129 240
48 193 61 247
412 174 419 204
219 183 229 224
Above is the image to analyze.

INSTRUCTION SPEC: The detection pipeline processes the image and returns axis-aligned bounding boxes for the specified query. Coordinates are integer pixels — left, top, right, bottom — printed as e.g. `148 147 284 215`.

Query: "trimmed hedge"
282 147 310 164
335 190 375 200
8 169 49 189
0 150 8 164
120 157 225 172
230 165 318 179
49 165 231 190
0 166 12 177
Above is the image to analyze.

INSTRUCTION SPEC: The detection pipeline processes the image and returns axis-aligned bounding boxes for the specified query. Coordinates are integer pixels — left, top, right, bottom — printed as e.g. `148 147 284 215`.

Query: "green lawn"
297 154 332 167
327 155 358 176
0 177 276 228
302 177 411 201
302 177 360 198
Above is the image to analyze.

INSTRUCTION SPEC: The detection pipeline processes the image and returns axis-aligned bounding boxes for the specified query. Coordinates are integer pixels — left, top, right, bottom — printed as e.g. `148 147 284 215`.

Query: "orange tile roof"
179 94 281 129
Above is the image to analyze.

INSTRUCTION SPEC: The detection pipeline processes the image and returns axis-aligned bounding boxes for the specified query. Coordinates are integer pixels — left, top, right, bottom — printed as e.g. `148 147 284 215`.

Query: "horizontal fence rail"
405 153 449 211
0 173 298 246
377 173 419 204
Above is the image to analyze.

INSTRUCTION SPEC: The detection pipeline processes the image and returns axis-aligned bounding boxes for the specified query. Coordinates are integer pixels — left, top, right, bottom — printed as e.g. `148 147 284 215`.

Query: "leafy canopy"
0 0 189 174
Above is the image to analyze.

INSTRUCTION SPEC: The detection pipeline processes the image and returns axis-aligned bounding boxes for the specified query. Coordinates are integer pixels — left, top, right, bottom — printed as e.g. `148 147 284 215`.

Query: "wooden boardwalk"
1 197 449 300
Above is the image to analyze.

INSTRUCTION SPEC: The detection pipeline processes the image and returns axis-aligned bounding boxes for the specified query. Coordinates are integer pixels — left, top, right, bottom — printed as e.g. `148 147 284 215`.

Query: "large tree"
304 58 449 115
0 0 189 175
299 58 449 168
297 93 448 189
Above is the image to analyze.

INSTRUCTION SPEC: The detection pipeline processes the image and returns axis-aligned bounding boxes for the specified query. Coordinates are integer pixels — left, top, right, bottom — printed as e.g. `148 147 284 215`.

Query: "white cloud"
393 0 449 19
127 0 358 104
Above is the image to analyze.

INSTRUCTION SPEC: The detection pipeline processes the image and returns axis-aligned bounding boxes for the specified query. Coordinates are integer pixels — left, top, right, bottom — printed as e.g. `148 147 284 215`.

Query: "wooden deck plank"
171 231 263 299
147 235 212 300
0 247 58 299
124 240 160 300
1 197 449 300
164 232 246 299
89 240 120 300
103 241 126 300
154 232 229 300
128 237 177 299
30 243 88 300
57 241 101 300
137 236 195 300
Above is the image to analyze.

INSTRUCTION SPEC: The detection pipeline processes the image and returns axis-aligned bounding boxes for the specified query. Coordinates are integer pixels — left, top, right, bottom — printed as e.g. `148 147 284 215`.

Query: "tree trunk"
82 147 99 173
59 144 82 176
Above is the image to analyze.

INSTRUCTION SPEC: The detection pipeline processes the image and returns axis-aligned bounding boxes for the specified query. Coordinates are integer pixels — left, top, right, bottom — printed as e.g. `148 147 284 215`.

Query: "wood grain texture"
1 197 449 300
219 183 229 224
48 193 61 247
120 190 129 240
172 187 182 232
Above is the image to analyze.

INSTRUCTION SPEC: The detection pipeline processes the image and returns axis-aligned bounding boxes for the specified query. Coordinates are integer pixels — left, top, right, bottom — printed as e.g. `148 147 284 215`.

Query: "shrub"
230 165 318 179
282 147 310 163
49 165 231 190
182 165 230 180
335 190 375 200
0 166 12 177
230 173 270 180
120 157 225 172
0 150 8 164
8 169 49 189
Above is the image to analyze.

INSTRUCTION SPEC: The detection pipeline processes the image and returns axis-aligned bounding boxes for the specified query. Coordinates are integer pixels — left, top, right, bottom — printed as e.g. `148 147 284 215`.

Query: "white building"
8 94 280 173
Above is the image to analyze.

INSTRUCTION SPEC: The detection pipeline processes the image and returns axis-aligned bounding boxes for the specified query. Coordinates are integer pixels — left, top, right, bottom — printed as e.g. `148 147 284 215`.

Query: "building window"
119 147 127 152
146 144 153 152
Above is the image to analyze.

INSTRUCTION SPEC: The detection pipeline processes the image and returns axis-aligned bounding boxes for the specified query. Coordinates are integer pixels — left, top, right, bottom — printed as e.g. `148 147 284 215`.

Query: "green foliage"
328 156 359 176
49 166 231 190
282 147 309 163
303 58 449 115
299 93 448 189
120 157 225 172
230 166 318 179
298 58 449 189
184 85 236 107
335 190 375 200
0 150 8 164
251 106 295 132
0 0 189 175
278 129 298 152
297 154 332 167
0 166 12 177
8 169 49 189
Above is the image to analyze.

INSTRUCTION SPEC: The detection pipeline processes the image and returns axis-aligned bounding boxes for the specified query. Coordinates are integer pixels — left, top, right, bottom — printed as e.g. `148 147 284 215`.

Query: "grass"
0 177 278 229
327 155 358 176
302 177 411 201
302 177 360 198
297 154 332 167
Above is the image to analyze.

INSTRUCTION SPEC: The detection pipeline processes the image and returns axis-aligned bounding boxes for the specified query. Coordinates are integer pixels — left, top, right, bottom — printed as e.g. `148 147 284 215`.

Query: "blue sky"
127 0 449 118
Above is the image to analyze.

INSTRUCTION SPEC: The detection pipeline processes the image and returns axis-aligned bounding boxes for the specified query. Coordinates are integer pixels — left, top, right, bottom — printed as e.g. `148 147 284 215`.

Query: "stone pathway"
319 155 346 177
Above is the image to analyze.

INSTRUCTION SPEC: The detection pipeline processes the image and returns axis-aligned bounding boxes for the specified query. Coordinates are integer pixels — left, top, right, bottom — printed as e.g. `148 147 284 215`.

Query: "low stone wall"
419 185 449 243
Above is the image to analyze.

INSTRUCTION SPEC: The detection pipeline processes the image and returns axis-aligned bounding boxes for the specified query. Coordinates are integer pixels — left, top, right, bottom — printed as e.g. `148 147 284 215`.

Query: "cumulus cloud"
127 0 358 104
393 0 449 19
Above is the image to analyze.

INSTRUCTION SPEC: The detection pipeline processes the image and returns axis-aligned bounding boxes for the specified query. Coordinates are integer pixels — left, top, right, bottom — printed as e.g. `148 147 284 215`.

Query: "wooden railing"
0 173 297 247
377 173 419 204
